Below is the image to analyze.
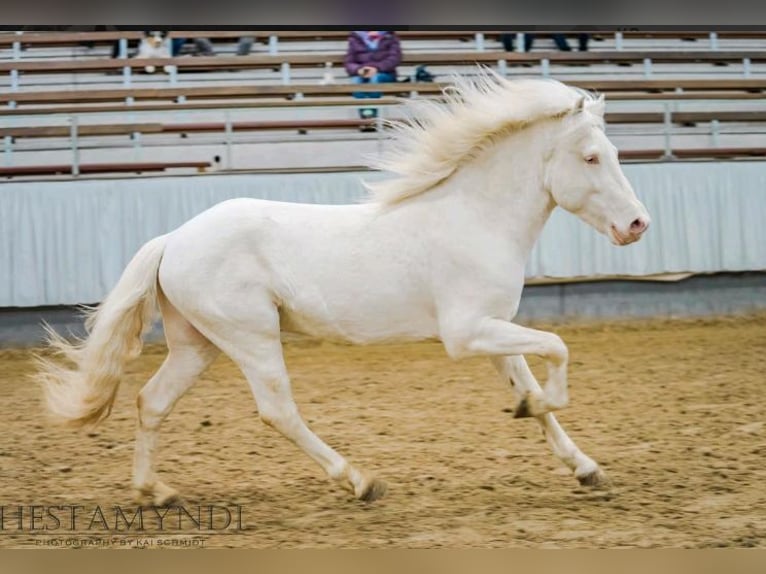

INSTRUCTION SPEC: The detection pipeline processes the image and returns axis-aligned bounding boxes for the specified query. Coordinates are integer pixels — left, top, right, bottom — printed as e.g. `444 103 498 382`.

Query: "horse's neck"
443 125 556 259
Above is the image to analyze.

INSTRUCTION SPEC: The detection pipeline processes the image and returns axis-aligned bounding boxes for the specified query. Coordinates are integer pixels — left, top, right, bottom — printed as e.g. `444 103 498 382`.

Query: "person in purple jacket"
344 31 402 123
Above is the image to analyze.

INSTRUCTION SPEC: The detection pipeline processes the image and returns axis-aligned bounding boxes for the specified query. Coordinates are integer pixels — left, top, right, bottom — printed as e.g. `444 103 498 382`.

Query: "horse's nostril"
630 218 647 234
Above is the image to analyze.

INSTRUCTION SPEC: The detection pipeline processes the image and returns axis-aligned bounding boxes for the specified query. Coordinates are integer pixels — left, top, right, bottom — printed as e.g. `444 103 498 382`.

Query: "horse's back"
159 196 364 285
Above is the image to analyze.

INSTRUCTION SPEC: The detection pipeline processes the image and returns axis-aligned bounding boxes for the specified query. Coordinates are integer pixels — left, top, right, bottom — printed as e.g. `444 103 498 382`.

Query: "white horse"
36 69 650 505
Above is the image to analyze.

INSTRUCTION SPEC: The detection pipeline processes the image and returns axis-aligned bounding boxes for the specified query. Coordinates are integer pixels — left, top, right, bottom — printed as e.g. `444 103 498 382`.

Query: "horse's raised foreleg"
447 318 569 416
133 294 219 505
491 355 608 487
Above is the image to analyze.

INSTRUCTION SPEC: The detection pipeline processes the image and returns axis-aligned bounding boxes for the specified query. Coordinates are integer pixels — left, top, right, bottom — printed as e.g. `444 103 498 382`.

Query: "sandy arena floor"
0 315 764 548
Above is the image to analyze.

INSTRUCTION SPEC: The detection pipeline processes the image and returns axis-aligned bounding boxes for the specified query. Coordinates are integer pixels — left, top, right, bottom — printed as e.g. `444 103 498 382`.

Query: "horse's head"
545 94 650 246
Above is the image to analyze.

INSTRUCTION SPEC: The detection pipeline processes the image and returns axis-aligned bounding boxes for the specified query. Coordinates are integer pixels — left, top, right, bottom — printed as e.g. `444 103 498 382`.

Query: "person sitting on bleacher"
237 36 256 56
344 30 402 122
171 36 215 57
134 31 173 73
109 31 215 63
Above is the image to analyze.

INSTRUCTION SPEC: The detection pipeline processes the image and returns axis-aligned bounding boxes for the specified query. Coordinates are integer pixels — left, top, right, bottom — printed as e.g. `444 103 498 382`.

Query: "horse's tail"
35 234 169 428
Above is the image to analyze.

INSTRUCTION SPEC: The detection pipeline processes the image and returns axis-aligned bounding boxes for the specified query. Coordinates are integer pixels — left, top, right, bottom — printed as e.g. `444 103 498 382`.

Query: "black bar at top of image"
3 25 766 32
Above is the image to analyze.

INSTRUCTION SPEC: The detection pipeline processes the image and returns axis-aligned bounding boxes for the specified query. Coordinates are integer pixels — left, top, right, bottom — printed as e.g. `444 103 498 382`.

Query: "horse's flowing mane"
364 67 604 205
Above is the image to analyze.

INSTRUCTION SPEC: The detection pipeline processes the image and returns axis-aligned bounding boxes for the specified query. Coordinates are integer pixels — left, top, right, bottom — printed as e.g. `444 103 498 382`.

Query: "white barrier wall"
2 161 766 307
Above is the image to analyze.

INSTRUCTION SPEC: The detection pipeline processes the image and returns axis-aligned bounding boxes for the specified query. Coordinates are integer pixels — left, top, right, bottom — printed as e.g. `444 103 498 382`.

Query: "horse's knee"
545 333 569 365
258 402 301 434
136 393 155 429
136 390 168 430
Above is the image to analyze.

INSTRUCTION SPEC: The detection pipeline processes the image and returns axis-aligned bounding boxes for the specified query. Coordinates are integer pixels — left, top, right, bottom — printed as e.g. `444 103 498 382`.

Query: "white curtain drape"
2 161 765 307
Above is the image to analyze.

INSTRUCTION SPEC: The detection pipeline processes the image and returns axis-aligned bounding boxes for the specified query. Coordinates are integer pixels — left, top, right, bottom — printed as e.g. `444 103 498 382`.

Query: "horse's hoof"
134 481 181 506
133 489 150 505
576 468 609 489
513 397 532 418
515 392 563 418
154 491 182 506
153 483 182 506
358 478 388 502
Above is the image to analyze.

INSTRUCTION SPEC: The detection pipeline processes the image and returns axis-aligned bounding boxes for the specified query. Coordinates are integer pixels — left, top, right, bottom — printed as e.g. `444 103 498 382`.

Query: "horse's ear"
573 95 586 113
590 94 606 117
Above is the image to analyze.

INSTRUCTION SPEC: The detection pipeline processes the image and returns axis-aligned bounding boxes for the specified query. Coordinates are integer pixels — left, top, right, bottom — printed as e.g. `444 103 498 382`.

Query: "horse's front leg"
446 318 569 417
491 355 608 487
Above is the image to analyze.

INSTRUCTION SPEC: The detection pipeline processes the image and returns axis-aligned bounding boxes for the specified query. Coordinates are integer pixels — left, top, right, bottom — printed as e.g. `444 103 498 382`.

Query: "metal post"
132 131 141 161
268 35 278 55
667 88 683 113
743 57 751 78
4 136 13 166
516 33 525 53
711 119 720 147
541 58 550 77
709 32 719 51
615 32 623 51
224 111 233 170
662 103 672 159
11 33 21 107
672 87 683 112
9 41 20 104
70 117 80 176
117 38 133 106
497 58 507 77
475 33 485 52
643 57 652 78
281 62 291 85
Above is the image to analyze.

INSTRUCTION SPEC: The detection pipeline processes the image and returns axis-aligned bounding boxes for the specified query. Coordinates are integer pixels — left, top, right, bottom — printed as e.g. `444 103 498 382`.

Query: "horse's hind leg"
133 290 219 505
491 355 608 488
243 347 386 501
199 298 386 502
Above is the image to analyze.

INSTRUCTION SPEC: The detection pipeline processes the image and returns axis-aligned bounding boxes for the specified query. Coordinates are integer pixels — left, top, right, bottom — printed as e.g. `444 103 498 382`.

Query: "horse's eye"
585 155 599 165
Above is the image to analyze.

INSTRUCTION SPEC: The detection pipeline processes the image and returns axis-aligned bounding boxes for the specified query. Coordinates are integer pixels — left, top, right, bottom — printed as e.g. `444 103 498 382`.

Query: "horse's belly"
277 298 439 345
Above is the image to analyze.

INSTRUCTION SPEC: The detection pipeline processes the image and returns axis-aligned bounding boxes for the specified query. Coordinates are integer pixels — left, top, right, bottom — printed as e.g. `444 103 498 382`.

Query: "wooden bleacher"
1 29 765 179
3 29 766 52
3 149 764 180
1 109 765 180
0 161 211 177
2 49 765 75
3 89 766 118
1 79 764 108
620 147 766 160
5 111 766 141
